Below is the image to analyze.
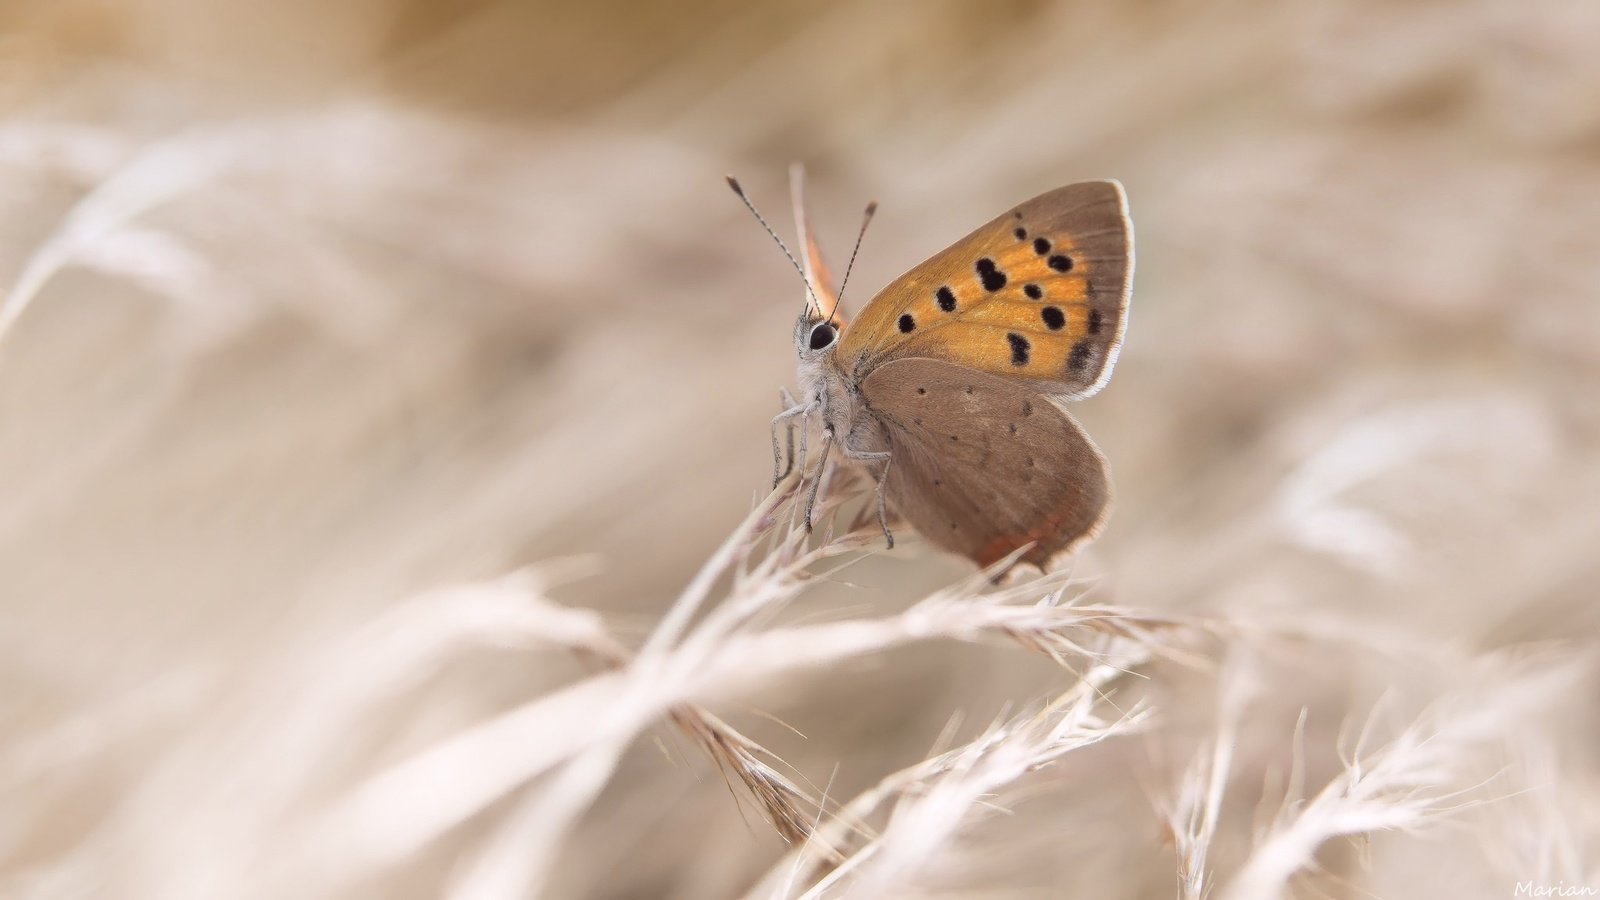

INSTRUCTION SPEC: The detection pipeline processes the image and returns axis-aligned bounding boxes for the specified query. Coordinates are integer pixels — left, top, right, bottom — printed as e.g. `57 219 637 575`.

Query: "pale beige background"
1 1 1597 898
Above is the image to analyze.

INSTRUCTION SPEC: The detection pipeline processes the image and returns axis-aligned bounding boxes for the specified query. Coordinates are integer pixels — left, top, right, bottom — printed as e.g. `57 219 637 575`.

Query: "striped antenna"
827 200 877 325
726 176 825 318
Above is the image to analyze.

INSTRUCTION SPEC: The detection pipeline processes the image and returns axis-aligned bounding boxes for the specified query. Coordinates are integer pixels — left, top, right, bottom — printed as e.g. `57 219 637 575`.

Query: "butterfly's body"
758 176 1133 576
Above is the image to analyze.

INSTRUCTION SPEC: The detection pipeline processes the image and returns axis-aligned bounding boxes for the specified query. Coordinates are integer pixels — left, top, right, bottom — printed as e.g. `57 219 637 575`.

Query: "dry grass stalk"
1163 655 1255 900
753 651 1154 900
1218 650 1594 900
301 460 1194 894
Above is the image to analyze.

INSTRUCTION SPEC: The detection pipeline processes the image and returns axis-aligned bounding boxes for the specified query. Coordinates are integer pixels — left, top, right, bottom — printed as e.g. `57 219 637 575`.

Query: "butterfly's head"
793 312 840 362
792 311 844 406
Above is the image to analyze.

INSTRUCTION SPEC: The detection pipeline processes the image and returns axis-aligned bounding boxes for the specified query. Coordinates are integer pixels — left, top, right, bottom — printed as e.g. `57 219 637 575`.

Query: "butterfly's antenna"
726 176 825 318
827 200 877 325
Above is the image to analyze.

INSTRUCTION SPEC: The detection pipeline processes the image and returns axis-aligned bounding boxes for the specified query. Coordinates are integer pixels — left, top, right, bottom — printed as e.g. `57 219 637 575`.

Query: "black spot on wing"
1041 306 1066 330
1013 226 1027 240
936 286 957 312
1024 283 1042 300
1048 254 1074 272
976 258 1007 292
1007 332 1030 366
1068 341 1094 374
1032 237 1051 255
898 313 915 333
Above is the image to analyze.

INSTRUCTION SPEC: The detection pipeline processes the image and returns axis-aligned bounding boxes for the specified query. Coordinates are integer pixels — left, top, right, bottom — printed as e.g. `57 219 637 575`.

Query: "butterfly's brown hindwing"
836 181 1132 398
859 358 1110 571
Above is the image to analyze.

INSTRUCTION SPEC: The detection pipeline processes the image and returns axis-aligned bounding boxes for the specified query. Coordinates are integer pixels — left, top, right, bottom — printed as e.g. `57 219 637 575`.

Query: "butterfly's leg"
795 405 810 484
873 453 895 549
770 396 807 486
778 388 800 479
844 448 894 549
802 428 833 532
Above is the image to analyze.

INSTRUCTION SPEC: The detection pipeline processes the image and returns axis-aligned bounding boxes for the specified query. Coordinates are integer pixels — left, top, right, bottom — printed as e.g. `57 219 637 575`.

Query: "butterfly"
731 168 1133 576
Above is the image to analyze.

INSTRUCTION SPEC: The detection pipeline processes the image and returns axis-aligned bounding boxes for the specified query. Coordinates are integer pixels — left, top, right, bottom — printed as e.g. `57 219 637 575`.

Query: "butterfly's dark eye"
808 323 836 350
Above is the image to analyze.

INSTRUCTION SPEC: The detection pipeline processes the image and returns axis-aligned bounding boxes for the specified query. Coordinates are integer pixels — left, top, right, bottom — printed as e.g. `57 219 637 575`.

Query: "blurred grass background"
1 1 1597 897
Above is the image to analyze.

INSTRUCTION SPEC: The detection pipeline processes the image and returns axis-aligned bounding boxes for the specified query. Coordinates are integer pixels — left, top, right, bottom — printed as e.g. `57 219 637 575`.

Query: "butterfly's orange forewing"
836 182 1131 399
788 163 847 331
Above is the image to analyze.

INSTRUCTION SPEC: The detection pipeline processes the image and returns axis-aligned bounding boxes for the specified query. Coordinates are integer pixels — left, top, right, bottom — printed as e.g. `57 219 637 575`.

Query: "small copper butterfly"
731 168 1133 575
